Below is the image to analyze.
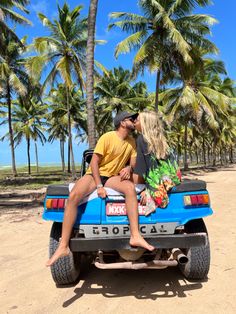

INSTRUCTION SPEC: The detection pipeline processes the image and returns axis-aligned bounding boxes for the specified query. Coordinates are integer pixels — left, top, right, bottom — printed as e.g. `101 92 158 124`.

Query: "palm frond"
0 20 24 47
108 12 148 33
38 13 58 34
2 7 31 24
169 1 212 16
133 33 159 65
161 13 192 63
114 30 147 58
9 72 27 95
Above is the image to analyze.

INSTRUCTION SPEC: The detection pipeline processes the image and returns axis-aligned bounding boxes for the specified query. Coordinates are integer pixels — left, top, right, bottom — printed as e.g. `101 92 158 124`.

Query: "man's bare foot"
130 235 155 251
46 246 70 267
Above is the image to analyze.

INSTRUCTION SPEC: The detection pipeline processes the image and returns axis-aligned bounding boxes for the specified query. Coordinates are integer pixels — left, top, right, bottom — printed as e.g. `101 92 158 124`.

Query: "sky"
0 0 236 167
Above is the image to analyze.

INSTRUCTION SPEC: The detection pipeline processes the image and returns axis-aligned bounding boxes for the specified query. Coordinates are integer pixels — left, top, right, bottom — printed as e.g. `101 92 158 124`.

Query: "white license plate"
106 203 146 216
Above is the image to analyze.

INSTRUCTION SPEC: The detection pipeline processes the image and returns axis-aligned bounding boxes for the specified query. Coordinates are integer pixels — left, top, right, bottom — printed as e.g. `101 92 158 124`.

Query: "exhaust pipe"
94 249 188 270
94 250 178 270
171 248 189 265
95 259 178 270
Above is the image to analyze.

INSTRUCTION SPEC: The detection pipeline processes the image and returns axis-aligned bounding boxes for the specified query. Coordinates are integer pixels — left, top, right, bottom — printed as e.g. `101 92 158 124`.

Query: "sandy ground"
0 166 236 314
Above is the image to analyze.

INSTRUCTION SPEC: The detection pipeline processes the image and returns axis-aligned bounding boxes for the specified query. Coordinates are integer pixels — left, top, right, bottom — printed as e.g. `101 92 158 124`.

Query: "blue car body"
43 190 213 227
44 151 213 285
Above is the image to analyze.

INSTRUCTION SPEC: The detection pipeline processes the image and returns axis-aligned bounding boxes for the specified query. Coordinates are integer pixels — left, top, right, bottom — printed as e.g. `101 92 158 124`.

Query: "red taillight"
52 199 58 208
184 194 210 207
197 194 204 204
46 198 66 210
190 195 198 205
58 199 65 208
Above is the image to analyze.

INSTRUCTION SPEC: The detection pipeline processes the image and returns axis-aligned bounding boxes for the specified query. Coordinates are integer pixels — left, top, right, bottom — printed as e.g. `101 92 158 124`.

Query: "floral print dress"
134 135 181 212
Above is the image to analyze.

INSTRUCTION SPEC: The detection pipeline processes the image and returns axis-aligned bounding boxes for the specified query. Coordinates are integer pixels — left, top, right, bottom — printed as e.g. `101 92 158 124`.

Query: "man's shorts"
88 174 110 186
100 176 110 186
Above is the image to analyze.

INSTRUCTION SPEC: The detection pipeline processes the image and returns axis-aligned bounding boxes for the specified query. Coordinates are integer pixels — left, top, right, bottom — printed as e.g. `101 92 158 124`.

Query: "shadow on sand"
62 266 207 307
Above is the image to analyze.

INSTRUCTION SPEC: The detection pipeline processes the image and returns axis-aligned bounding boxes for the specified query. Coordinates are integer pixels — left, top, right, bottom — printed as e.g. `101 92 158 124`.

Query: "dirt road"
0 166 236 314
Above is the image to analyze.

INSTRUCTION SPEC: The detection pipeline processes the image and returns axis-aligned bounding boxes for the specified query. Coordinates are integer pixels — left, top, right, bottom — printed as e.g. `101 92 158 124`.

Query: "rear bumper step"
70 233 207 252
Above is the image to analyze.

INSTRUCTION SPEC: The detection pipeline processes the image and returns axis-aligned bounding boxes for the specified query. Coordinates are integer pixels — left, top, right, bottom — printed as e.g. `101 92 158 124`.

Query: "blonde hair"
139 111 169 160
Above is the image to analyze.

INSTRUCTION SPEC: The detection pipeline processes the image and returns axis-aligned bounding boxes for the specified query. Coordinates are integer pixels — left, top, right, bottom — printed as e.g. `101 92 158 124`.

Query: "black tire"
179 219 210 280
49 222 81 285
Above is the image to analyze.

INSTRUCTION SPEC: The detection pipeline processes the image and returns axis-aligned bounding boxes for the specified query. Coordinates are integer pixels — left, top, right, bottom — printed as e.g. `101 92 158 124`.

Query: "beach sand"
0 165 235 314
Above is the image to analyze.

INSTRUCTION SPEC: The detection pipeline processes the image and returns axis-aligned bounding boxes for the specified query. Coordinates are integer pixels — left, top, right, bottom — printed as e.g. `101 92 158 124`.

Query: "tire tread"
179 219 210 280
49 222 80 285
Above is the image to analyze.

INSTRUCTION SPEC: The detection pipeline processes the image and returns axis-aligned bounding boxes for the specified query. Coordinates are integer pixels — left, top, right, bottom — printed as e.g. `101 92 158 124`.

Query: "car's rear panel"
43 180 213 229
43 196 102 224
103 191 212 226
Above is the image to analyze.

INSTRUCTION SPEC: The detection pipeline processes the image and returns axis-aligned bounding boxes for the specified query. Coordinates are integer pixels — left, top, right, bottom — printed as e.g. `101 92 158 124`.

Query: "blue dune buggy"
43 150 213 285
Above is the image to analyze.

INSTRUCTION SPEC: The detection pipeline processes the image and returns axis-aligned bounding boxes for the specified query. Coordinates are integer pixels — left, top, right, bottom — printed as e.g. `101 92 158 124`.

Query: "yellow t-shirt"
86 131 137 177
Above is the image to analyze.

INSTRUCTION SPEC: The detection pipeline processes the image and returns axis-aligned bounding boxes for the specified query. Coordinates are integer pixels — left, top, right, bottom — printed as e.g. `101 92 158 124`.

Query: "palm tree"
14 100 47 174
24 85 46 172
86 0 99 148
0 0 31 46
209 104 236 166
109 0 216 111
0 31 29 176
161 59 234 170
48 115 68 173
218 80 236 164
95 67 152 113
1 99 47 174
165 122 184 165
26 3 88 176
46 84 86 175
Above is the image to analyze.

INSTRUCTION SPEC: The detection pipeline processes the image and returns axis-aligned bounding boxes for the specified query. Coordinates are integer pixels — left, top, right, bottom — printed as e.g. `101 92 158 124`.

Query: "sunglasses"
124 117 135 122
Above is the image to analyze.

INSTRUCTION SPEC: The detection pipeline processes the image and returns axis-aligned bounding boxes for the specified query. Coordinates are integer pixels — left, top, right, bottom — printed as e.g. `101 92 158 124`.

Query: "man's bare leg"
46 175 96 266
105 176 154 251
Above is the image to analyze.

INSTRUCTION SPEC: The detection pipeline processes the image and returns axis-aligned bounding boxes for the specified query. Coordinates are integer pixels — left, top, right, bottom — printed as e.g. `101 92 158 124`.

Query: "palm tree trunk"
212 141 216 166
189 149 193 164
67 127 71 173
202 137 206 166
184 123 188 170
207 145 210 165
6 80 17 176
177 135 181 164
66 87 76 176
86 0 98 148
60 140 65 172
224 148 228 164
70 139 76 178
195 148 199 165
35 141 39 173
155 69 161 112
27 137 31 175
66 87 71 173
220 147 223 165
229 145 234 163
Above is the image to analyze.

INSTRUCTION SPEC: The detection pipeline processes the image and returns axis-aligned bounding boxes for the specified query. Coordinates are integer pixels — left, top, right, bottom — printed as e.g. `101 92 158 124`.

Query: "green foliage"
0 0 235 175
109 0 217 82
0 0 31 47
0 31 29 97
145 159 180 189
26 3 88 90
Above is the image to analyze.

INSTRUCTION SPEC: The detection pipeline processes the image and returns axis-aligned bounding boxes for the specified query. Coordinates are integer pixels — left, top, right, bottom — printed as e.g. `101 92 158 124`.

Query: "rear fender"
43 196 102 224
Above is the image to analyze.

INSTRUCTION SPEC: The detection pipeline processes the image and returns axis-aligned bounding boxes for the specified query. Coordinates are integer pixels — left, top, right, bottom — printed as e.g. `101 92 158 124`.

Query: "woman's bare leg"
46 175 96 266
105 176 154 251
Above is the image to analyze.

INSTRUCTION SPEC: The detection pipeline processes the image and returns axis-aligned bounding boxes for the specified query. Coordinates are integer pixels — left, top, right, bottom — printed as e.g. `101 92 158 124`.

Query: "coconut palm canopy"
26 3 88 90
0 0 235 174
0 0 31 46
108 0 219 109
